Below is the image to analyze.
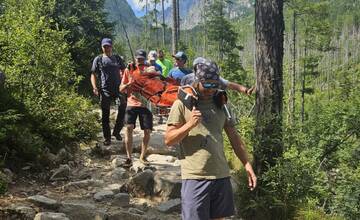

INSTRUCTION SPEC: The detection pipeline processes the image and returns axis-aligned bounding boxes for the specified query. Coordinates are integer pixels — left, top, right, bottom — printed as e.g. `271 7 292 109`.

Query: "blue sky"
127 0 170 17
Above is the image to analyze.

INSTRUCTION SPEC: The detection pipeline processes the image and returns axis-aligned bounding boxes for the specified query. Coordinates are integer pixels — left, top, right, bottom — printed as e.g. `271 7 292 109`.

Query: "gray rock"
112 156 126 168
56 148 71 164
154 171 182 199
50 164 70 181
130 160 156 173
59 201 106 220
103 183 122 194
107 211 146 220
157 198 181 213
128 207 145 215
28 195 59 209
34 212 69 220
126 170 154 197
109 167 127 180
0 205 36 220
62 179 103 192
93 190 114 202
112 193 130 207
2 168 14 183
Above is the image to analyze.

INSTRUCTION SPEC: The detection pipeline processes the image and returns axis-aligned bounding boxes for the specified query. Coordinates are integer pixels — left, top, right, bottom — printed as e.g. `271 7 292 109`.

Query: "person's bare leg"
124 124 134 159
140 129 151 160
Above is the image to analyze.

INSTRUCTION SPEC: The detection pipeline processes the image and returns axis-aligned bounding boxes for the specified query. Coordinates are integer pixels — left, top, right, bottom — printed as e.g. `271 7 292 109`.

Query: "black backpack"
96 54 126 76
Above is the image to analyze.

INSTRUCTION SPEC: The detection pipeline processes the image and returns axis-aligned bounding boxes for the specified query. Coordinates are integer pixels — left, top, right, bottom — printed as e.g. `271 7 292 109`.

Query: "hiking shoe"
122 158 132 168
103 139 111 146
139 158 150 165
113 133 122 141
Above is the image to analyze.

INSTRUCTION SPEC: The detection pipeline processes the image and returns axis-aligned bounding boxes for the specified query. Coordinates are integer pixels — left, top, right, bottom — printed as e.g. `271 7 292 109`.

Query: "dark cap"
135 49 147 59
172 51 187 61
101 38 112 47
195 61 220 82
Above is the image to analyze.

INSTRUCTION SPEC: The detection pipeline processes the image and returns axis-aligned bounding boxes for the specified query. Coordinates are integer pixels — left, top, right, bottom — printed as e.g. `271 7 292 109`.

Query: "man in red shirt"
119 49 153 167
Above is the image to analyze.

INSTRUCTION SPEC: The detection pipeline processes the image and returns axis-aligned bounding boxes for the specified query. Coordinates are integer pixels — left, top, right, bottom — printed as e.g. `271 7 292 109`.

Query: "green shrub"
0 174 7 195
235 147 328 220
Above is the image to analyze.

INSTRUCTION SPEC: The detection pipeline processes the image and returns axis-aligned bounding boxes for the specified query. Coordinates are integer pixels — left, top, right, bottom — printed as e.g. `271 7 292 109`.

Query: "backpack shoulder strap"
96 55 103 75
114 54 126 70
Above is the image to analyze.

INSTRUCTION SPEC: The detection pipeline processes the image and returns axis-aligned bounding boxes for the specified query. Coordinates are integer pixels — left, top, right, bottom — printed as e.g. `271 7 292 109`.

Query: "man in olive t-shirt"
165 60 257 220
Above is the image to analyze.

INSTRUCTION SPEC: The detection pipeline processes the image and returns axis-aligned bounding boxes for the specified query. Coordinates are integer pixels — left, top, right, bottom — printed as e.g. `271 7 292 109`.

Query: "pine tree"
254 0 284 174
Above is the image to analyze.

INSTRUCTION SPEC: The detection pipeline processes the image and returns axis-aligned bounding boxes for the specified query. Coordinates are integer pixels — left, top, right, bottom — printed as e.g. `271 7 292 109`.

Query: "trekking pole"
113 0 135 64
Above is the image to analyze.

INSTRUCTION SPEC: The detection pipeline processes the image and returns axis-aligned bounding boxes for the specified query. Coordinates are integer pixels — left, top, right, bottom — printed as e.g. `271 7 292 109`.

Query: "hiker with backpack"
91 38 126 146
181 57 255 95
168 51 192 83
165 60 257 220
119 49 154 167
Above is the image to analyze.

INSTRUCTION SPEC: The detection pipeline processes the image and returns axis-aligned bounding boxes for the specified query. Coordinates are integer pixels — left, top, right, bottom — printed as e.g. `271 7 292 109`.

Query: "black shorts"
124 106 153 130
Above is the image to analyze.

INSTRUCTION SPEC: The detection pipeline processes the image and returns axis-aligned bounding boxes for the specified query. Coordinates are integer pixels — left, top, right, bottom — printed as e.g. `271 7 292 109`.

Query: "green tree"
0 0 98 167
47 0 114 93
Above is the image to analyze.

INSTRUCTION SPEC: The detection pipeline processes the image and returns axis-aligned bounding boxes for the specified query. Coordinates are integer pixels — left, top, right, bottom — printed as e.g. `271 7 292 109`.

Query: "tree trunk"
172 0 178 54
154 1 159 46
145 0 149 51
161 0 166 47
301 45 307 123
176 0 180 43
254 0 284 175
290 11 297 125
202 0 208 56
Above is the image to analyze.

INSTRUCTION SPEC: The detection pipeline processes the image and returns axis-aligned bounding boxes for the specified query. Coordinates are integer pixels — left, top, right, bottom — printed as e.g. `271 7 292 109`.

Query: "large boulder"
59 201 106 220
126 170 154 197
93 190 114 202
112 193 130 207
154 171 182 200
28 195 59 210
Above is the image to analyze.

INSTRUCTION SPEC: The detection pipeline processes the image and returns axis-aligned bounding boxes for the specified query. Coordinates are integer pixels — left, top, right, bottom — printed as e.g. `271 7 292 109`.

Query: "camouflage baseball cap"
195 61 220 82
192 57 207 67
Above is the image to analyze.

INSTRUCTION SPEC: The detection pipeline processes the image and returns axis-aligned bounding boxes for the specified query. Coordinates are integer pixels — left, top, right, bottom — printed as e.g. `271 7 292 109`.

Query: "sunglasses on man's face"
201 82 219 89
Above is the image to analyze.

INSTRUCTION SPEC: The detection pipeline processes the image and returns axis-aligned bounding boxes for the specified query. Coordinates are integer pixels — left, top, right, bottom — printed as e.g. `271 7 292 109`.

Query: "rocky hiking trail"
0 109 186 220
0 110 240 220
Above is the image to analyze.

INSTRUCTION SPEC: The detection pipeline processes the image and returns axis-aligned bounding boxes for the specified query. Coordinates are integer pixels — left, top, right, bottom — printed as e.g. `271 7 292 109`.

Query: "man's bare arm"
227 82 255 95
165 107 202 146
90 73 98 96
165 123 192 146
224 125 257 190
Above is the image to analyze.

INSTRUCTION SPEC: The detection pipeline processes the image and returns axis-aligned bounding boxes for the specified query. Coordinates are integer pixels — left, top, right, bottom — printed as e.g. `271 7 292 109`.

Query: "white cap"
148 50 157 61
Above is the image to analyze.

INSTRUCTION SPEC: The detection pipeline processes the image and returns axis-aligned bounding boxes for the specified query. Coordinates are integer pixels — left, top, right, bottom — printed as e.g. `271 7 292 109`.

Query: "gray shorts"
181 177 235 220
